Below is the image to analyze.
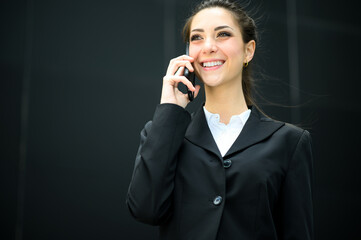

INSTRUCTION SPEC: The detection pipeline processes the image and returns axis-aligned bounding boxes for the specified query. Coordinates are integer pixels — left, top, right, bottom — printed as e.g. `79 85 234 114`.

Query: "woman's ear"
245 40 256 63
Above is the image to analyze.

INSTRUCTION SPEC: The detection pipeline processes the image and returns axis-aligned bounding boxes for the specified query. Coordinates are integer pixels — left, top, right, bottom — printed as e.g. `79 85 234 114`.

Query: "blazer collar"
185 105 221 158
184 105 285 159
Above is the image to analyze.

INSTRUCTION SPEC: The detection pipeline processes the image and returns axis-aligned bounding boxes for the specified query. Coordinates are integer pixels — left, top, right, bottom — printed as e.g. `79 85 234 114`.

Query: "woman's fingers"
166 56 194 76
163 75 196 92
169 54 194 63
175 66 184 76
193 85 201 98
161 55 197 108
168 61 194 76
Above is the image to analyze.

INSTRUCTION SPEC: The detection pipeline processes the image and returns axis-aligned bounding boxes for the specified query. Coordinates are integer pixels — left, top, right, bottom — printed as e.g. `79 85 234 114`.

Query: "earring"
244 60 248 68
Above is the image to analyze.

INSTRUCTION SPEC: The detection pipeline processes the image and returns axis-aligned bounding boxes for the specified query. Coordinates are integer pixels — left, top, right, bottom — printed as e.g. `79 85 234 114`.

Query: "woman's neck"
204 82 248 125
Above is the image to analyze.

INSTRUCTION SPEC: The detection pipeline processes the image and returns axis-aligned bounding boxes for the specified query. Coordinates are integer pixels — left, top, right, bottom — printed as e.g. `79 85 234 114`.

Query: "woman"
126 0 314 239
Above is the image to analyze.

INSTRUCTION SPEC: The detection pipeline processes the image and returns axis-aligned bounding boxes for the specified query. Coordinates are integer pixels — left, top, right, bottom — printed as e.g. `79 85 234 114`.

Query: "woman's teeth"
203 61 224 67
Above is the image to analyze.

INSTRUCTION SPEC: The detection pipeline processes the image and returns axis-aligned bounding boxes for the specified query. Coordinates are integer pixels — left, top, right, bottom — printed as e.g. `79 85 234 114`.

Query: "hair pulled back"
182 0 258 107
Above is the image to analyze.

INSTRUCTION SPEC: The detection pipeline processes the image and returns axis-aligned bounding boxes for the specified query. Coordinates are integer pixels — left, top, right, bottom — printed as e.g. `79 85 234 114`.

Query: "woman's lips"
200 60 225 71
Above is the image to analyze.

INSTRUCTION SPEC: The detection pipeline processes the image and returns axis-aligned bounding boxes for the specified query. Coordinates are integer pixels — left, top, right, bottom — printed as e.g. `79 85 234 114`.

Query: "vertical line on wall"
16 0 33 239
163 0 176 69
287 0 300 123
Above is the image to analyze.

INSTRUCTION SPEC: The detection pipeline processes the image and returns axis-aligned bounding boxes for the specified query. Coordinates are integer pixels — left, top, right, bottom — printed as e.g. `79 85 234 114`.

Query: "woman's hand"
160 55 201 108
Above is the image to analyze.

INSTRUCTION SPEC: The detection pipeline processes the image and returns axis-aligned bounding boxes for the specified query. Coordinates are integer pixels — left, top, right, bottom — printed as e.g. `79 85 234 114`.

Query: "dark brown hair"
182 0 258 107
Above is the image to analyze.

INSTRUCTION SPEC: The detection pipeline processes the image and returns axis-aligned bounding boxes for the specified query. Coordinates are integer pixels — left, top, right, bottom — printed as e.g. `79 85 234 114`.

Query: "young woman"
126 0 314 239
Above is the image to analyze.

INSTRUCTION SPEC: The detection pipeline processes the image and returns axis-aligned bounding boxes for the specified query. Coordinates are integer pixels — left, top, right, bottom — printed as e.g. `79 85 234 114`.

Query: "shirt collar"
203 106 251 127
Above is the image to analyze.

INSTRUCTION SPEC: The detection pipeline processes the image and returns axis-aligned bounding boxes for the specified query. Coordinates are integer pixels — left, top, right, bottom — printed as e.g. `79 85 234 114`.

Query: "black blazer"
127 104 314 240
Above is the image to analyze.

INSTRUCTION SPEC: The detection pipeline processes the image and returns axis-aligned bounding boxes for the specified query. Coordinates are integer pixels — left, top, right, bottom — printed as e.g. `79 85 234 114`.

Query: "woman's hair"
182 0 258 107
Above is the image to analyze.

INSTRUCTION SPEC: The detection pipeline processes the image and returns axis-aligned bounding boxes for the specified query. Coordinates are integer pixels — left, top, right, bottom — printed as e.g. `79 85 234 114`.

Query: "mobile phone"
184 43 195 101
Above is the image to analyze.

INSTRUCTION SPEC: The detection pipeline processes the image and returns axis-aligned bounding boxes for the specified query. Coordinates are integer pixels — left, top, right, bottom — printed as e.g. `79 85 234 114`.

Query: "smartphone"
183 43 195 101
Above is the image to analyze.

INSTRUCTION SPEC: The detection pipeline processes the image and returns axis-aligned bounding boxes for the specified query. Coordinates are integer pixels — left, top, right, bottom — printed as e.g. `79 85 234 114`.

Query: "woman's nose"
202 38 218 54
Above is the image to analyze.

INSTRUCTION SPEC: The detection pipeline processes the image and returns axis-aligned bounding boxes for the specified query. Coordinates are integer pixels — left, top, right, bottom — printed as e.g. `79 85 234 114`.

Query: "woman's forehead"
190 7 239 30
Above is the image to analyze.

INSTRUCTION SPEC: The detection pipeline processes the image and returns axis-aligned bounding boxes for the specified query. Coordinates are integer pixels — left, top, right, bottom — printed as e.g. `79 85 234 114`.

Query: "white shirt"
203 107 251 157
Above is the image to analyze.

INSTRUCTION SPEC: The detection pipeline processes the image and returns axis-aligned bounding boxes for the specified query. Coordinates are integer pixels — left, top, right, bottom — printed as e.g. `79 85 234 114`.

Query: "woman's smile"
200 59 225 71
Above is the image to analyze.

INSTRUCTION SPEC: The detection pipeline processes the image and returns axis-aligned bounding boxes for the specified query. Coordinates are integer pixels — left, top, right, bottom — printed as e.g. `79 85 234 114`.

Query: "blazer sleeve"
279 130 314 240
126 104 191 226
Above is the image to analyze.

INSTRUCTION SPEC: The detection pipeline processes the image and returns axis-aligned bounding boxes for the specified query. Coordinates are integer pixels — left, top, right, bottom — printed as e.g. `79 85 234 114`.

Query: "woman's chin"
200 76 224 88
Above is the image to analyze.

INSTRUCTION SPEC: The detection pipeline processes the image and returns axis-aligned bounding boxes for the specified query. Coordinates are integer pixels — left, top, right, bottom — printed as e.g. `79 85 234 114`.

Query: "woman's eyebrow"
191 28 204 32
191 25 234 32
214 25 233 31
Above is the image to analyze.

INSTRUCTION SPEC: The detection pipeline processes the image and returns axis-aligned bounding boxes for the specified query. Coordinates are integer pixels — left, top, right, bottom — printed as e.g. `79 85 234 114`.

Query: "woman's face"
189 7 254 88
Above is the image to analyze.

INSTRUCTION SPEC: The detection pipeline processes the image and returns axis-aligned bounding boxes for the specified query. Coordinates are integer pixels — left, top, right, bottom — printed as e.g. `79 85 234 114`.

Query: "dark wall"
1 0 360 239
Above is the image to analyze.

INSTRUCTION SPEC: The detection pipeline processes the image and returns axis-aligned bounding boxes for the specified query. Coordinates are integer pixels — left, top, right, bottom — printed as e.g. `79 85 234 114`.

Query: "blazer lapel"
185 106 222 158
224 106 284 158
184 105 285 159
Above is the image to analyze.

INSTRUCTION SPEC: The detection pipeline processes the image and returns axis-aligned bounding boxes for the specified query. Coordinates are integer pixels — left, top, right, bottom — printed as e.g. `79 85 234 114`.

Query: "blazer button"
213 196 223 206
223 159 232 168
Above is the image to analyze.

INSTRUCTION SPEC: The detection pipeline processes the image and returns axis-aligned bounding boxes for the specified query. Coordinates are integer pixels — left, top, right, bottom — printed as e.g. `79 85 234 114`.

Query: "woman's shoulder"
254 106 311 141
259 115 313 157
274 121 312 147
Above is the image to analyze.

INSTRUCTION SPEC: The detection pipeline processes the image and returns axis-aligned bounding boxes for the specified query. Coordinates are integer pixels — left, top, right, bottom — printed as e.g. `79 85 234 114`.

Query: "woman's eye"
190 34 202 41
217 31 231 37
